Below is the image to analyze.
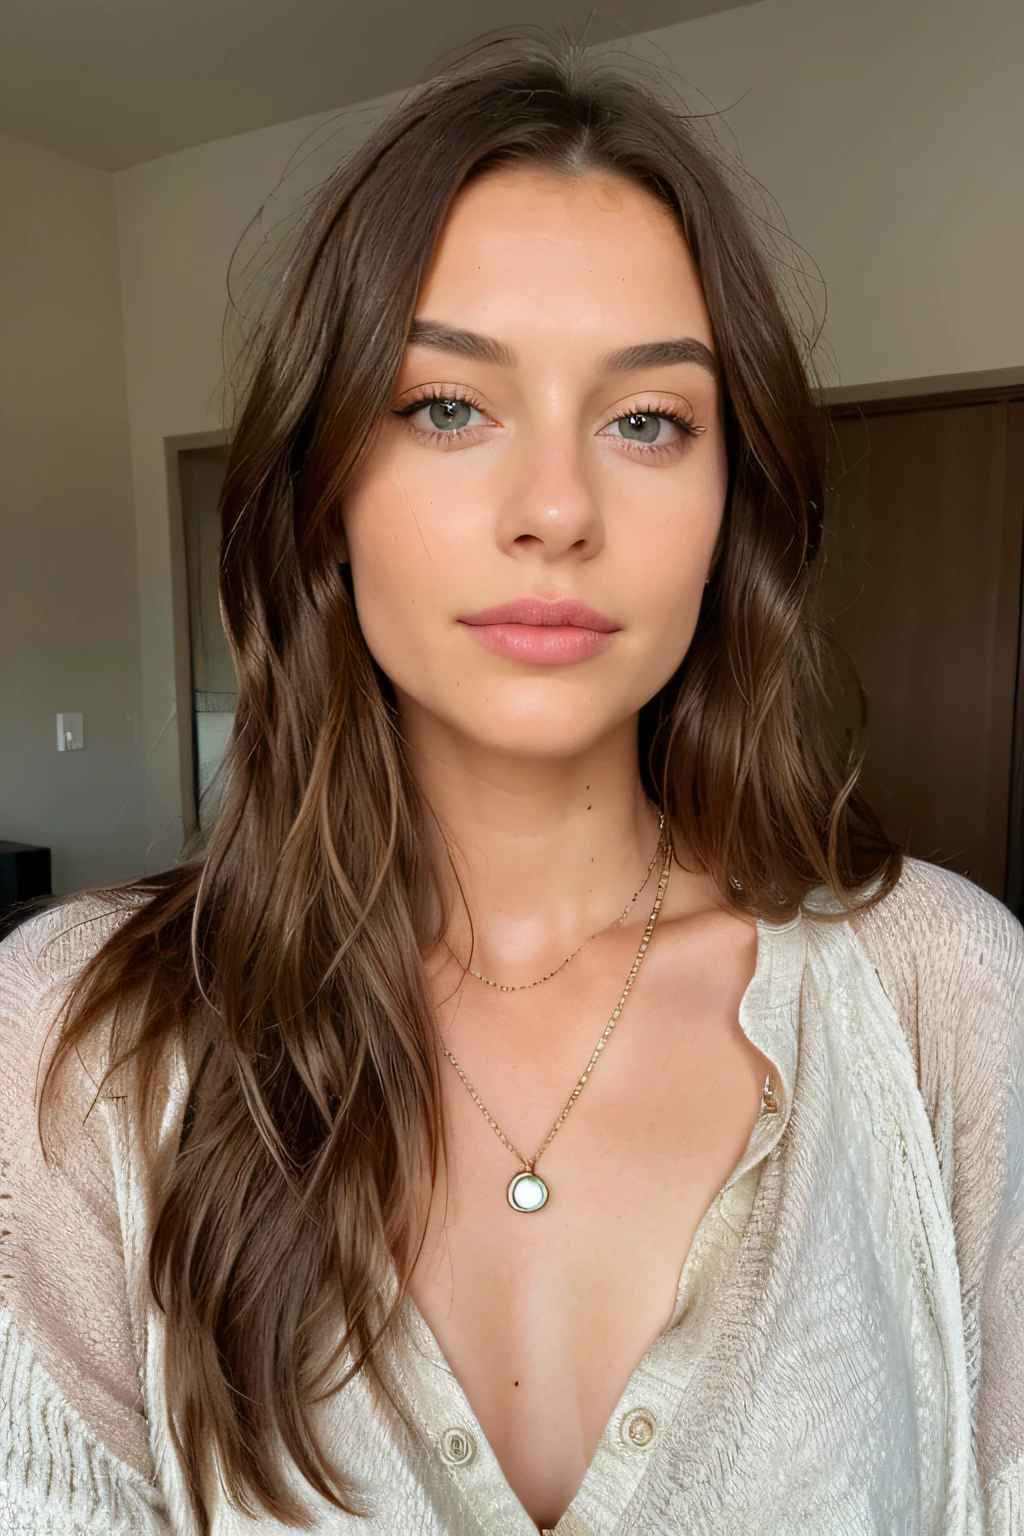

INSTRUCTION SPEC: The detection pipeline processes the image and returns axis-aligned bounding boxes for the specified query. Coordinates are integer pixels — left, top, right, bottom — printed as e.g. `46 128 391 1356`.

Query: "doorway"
168 437 232 836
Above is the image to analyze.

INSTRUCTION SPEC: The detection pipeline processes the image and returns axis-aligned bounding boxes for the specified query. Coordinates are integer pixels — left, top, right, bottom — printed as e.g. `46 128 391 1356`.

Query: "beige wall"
638 0 1024 386
0 132 143 894
114 99 400 868
111 0 1024 866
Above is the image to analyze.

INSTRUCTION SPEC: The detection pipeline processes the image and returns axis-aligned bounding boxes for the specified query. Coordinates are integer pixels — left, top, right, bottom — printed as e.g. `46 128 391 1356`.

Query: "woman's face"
342 163 728 759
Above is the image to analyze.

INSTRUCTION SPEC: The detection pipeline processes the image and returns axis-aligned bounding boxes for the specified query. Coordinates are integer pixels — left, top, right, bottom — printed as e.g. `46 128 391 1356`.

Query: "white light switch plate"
57 712 84 751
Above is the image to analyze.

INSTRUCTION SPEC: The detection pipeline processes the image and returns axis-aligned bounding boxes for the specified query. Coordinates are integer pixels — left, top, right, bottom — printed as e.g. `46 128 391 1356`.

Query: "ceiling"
0 0 757 171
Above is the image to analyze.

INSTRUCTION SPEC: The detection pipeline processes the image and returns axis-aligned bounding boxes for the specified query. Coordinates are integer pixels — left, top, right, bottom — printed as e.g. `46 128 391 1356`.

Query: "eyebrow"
406 319 717 378
599 337 718 377
407 318 515 367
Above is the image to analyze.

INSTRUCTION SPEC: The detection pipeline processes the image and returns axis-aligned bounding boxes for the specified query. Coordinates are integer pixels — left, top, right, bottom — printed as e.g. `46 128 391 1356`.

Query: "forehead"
414 163 713 353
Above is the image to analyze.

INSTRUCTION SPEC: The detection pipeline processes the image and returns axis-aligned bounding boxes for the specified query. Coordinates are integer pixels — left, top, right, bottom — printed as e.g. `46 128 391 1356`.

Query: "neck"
400 703 661 981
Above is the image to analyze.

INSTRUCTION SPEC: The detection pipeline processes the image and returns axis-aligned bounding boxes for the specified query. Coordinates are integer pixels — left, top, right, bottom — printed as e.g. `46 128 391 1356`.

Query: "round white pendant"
507 1171 549 1212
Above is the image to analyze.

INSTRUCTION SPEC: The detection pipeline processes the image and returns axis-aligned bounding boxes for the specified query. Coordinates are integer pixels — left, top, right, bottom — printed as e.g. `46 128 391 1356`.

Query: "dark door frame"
165 429 230 843
817 362 1024 413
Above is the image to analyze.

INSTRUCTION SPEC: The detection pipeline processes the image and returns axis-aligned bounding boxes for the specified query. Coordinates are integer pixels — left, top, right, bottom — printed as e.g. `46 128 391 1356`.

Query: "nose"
495 428 605 564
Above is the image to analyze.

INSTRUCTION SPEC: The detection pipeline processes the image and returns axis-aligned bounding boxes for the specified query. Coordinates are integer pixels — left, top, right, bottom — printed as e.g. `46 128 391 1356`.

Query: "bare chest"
407 921 765 1529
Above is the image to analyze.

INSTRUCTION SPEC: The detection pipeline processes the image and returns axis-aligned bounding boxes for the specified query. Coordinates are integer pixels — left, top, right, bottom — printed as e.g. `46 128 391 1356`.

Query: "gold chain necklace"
467 811 665 992
443 833 673 1213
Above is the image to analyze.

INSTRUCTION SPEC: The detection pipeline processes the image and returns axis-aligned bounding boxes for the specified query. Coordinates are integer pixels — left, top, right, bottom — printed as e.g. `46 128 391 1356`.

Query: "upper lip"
458 598 620 632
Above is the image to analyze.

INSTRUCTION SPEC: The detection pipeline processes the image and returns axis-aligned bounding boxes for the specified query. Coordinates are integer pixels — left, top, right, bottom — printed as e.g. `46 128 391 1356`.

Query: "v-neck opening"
389 909 806 1534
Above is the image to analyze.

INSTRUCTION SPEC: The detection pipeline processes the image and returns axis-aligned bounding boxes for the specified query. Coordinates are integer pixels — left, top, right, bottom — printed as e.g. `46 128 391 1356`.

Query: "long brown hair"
39 37 899 1532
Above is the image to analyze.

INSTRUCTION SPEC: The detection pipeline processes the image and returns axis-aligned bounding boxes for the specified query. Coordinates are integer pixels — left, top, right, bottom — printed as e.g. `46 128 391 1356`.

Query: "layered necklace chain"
442 826 673 1213
467 812 666 992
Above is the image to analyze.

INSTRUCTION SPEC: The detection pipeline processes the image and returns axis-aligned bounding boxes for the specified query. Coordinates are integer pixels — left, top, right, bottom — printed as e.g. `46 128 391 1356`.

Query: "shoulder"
1 891 139 993
0 897 170 1511
0 892 141 1075
857 854 1022 954
850 857 1024 1034
849 861 1022 1208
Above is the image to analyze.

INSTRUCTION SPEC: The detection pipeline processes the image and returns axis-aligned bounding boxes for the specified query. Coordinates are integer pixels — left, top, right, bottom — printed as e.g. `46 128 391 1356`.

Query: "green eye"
615 412 663 443
428 398 474 430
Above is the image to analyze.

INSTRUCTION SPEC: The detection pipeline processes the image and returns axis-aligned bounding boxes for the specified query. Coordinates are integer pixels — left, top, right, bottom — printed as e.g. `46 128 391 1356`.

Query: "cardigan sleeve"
852 858 1024 1533
0 901 171 1535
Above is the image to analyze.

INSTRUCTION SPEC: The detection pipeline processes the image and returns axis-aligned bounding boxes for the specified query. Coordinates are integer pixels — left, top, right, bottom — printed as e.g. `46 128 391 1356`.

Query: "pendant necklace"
442 830 673 1213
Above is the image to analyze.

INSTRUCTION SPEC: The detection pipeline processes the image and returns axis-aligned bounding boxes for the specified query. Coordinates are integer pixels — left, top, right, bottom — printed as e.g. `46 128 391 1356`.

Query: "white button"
440 1427 475 1466
619 1407 656 1449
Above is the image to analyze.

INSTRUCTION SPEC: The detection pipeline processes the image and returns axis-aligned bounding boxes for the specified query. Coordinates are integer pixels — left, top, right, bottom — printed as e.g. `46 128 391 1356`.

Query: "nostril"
513 534 543 547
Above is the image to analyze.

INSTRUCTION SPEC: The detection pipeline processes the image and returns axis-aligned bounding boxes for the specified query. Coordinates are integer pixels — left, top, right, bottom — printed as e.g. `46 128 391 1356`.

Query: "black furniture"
0 841 52 941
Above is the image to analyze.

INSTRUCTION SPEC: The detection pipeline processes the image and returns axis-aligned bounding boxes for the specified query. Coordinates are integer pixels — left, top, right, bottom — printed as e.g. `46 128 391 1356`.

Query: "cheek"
344 440 481 577
340 454 467 685
610 456 727 665
340 424 728 746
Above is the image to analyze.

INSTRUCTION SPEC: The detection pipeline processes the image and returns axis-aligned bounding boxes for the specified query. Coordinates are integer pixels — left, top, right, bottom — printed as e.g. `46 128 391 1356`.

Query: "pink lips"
457 598 621 665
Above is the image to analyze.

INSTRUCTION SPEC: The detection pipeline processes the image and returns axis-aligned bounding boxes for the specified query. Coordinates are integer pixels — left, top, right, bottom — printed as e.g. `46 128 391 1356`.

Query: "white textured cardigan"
1 858 1022 1535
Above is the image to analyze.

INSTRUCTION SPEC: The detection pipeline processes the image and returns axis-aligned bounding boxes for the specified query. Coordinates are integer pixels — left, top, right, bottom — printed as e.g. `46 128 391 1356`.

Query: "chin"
474 720 618 760
433 677 642 759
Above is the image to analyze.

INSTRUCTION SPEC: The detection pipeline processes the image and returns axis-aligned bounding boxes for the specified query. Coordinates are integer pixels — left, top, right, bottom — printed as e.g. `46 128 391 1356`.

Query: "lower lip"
460 622 617 664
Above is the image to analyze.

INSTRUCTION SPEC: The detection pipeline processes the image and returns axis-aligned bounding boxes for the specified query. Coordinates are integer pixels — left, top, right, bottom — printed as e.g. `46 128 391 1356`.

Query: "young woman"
1 41 1021 1536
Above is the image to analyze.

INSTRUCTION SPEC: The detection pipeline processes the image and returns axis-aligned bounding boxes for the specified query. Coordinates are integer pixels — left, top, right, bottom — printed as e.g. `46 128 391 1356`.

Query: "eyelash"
392 387 705 455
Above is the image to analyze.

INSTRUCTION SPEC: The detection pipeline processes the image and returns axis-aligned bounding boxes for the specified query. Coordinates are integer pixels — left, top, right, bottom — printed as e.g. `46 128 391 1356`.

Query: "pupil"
623 412 660 443
429 398 472 430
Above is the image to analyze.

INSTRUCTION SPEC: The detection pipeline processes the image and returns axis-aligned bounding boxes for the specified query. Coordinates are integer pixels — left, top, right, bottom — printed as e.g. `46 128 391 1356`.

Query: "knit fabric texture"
1 858 1021 1534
